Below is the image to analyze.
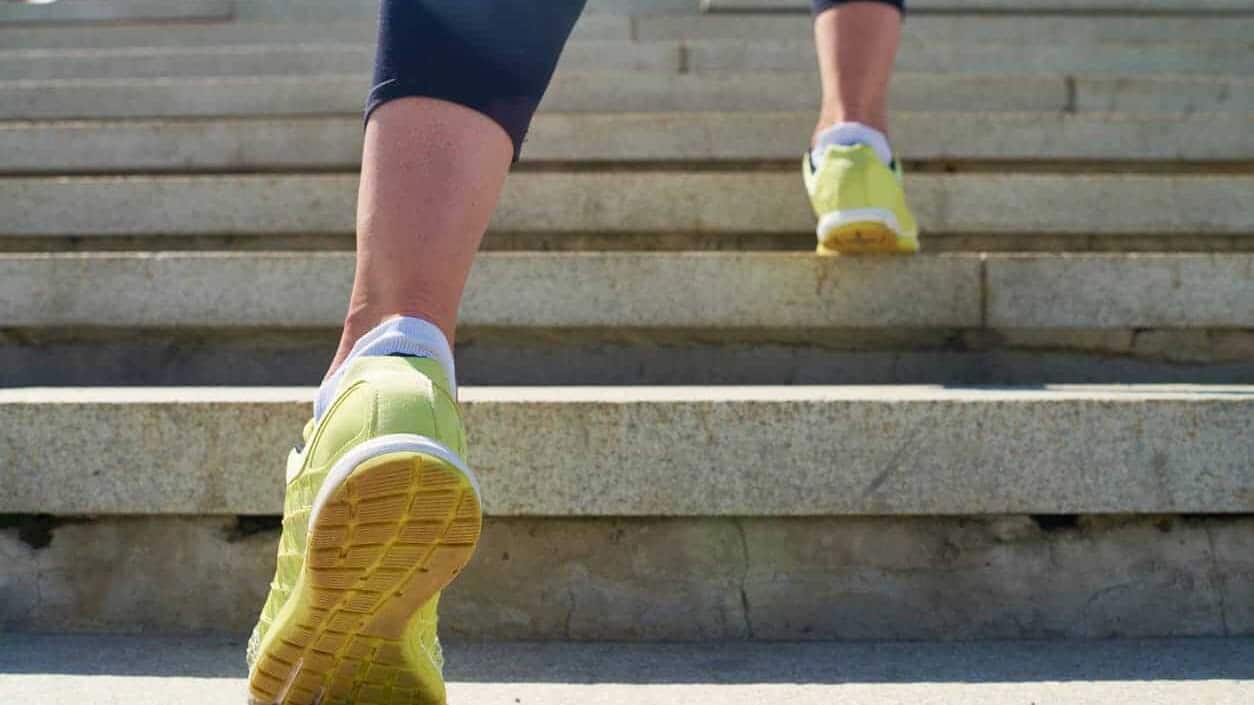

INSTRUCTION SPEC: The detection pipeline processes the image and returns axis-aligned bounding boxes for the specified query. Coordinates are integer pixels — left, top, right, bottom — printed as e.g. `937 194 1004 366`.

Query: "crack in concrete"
562 587 576 640
733 519 754 639
1203 522 1231 636
862 431 921 499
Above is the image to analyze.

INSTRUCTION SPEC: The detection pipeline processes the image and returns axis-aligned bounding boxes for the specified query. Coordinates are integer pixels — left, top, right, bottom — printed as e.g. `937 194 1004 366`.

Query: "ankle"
319 315 458 420
811 121 894 168
814 110 889 143
331 307 454 374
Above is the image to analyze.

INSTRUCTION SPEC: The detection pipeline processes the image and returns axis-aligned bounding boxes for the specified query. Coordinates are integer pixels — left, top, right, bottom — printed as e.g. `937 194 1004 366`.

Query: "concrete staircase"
1 0 1252 698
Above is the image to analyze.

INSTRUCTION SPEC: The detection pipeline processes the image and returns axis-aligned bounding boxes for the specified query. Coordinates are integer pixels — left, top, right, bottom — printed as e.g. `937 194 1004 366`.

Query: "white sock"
315 316 456 422
811 122 893 168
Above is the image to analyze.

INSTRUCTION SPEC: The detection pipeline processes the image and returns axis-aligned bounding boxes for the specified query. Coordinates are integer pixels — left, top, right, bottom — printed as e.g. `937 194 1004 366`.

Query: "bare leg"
813 1 902 143
326 97 513 378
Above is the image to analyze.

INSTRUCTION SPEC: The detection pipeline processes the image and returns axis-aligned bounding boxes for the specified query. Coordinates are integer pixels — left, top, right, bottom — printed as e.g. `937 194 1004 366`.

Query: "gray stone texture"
1 15 1245 51
0 42 679 81
2 173 1251 236
6 72 1252 119
0 72 1080 120
4 330 1254 388
3 113 1249 173
681 38 1254 75
3 39 1250 81
0 0 232 24
3 515 1253 639
3 252 1250 330
987 254 1254 328
0 16 626 51
634 15 1254 43
0 386 1250 516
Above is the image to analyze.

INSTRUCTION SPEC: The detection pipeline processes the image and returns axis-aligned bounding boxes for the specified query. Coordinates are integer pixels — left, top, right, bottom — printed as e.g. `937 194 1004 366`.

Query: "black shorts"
366 0 905 161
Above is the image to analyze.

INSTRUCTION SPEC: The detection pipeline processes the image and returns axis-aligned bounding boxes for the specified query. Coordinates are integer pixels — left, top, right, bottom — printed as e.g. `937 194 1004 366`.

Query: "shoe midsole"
816 207 916 243
308 433 481 531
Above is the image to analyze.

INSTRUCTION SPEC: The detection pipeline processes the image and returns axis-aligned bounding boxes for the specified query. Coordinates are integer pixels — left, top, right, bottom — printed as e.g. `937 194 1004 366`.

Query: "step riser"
5 254 1251 330
3 175 1251 237
4 74 1250 120
0 0 232 24
3 514 1249 639
5 41 1249 80
635 15 1254 42
8 233 1254 254
0 43 676 81
5 114 1250 174
5 330 1252 388
1 16 1246 50
2 388 1250 516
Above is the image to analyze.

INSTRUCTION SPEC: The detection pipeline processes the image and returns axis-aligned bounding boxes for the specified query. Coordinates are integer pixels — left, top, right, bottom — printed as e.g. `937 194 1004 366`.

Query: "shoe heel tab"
390 354 456 398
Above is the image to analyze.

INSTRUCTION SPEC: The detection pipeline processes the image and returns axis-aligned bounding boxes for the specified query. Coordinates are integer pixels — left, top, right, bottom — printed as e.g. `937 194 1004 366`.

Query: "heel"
249 442 481 705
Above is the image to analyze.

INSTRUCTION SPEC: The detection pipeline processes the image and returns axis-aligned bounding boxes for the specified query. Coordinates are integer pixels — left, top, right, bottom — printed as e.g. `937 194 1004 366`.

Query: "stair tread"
2 384 1250 516
3 112 1250 171
4 252 1251 329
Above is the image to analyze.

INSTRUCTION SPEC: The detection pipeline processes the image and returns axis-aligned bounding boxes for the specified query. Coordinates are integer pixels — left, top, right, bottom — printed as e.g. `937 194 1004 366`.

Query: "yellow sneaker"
803 143 920 255
246 354 481 705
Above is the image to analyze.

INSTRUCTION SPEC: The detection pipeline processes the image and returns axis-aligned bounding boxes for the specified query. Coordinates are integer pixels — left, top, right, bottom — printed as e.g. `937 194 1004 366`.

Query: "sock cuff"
812 121 893 167
315 316 456 421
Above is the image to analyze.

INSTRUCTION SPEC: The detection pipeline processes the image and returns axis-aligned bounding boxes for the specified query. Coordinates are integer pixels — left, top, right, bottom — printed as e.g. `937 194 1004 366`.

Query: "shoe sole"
816 208 919 255
248 436 482 705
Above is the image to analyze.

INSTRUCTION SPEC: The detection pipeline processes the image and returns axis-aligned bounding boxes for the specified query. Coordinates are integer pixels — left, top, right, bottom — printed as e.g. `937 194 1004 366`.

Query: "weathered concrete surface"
0 15 626 51
4 635 1253 705
0 72 1078 119
5 38 1248 80
3 253 1250 330
0 385 1250 516
5 329 1252 388
4 113 1250 173
0 252 981 328
6 73 1252 118
0 15 1244 50
986 254 1254 328
0 42 679 81
0 0 232 24
2 173 1251 236
2 515 1252 638
681 38 1254 75
635 14 1254 43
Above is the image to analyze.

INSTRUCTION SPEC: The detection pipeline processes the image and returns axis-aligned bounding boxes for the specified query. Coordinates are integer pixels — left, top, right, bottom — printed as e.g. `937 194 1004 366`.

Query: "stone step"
0 42 673 81
2 637 1253 700
1 508 1251 637
681 38 1254 76
4 72 1252 120
0 0 232 24
635 14 1254 42
5 324 1253 388
2 174 1249 240
3 113 1250 174
0 17 626 51
706 0 1254 11
4 252 1251 331
5 38 1249 80
2 15 1247 50
2 385 1250 517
